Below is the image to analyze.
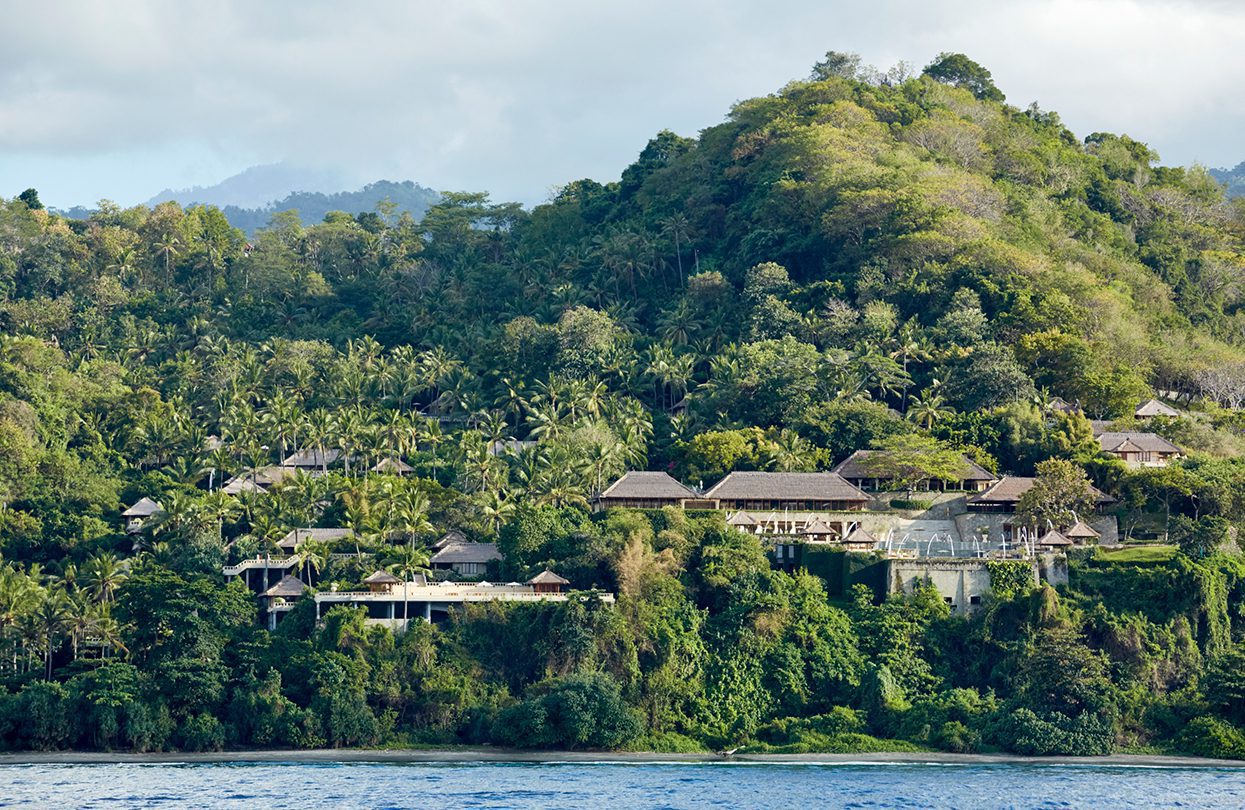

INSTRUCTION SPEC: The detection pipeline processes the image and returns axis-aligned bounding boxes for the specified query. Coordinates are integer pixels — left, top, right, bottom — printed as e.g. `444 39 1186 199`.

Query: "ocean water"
1 761 1244 809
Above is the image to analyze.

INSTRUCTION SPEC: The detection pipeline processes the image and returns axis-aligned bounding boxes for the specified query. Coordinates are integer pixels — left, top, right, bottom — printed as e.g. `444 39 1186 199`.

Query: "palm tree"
292 539 332 586
477 490 517 534
81 552 127 605
153 234 182 283
64 591 97 661
907 392 954 430
33 589 69 679
659 214 692 288
386 545 431 627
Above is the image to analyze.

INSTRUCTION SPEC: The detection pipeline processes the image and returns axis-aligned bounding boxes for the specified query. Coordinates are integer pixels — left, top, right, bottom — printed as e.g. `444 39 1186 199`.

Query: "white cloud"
0 0 1241 207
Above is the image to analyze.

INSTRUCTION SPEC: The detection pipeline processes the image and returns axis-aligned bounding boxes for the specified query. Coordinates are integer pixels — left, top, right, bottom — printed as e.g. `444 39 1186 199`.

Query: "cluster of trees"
3 507 1245 758
2 51 1245 755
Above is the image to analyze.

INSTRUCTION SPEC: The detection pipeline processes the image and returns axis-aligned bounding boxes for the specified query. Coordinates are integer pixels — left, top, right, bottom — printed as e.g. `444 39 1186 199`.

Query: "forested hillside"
1212 162 1245 199
3 53 1245 757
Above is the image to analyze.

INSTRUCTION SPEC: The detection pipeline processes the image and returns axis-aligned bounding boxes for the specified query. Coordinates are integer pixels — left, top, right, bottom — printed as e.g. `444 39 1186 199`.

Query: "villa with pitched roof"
832 450 997 492
966 476 1114 514
122 497 162 534
277 527 353 552
312 572 610 630
430 540 502 577
595 471 700 510
1135 398 1180 420
704 471 870 512
1097 432 1181 467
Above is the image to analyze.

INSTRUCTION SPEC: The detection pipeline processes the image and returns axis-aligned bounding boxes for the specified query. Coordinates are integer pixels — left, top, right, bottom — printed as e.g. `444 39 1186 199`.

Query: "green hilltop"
2 52 1245 758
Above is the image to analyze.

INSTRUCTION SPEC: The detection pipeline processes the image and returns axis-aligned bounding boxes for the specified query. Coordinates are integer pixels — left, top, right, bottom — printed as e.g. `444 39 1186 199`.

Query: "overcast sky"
1 0 1242 209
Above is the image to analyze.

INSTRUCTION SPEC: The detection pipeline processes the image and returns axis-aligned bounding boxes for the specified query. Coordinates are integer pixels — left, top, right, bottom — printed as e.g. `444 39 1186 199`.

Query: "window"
969 595 981 605
943 597 953 605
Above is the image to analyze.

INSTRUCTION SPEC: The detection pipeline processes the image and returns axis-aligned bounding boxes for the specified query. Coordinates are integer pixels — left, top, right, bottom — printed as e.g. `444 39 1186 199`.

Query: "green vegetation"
1 51 1245 756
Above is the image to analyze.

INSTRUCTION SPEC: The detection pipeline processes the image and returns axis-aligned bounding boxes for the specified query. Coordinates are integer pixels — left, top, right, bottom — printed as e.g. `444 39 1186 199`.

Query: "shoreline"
0 749 1243 768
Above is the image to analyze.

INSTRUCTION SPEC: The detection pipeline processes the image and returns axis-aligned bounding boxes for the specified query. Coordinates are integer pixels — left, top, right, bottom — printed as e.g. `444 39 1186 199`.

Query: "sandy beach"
0 749 1242 768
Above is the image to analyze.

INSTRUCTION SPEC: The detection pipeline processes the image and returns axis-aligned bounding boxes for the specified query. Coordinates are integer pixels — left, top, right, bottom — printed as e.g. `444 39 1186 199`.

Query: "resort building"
595 471 700 510
311 574 610 630
281 448 342 469
221 465 312 495
260 575 308 629
277 527 353 552
429 540 502 577
432 529 468 550
371 457 415 475
966 476 1113 514
832 451 997 492
1097 432 1181 468
122 497 162 534
704 471 870 512
1135 398 1180 419
224 555 300 592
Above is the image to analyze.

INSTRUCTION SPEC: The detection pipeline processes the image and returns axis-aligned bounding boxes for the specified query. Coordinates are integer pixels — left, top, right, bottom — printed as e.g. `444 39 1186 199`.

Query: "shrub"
889 499 933 511
18 681 69 751
992 708 1112 756
1176 716 1245 760
494 673 642 750
178 712 225 752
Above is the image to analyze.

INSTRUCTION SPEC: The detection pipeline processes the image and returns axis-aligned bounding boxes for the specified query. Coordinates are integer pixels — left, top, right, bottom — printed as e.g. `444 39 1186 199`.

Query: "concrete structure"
313 579 613 630
260 575 307 629
224 555 300 592
885 555 1067 613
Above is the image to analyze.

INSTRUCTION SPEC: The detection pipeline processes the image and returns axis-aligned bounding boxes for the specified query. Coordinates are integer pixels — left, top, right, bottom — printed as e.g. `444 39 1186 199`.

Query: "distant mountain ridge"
146 163 346 210
216 181 440 233
1210 162 1245 198
56 172 441 234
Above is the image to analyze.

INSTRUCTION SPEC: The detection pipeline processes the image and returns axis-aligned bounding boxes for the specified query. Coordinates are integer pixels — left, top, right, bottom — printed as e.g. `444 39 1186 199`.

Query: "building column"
424 602 432 622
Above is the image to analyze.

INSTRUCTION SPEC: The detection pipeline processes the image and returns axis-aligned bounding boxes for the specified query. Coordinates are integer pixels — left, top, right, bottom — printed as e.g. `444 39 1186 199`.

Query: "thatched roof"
527 570 570 586
969 476 1112 506
263 575 308 598
1036 530 1073 547
1135 398 1179 418
832 450 995 482
278 527 353 550
122 497 162 517
801 519 835 535
364 570 401 585
599 471 698 501
726 511 758 526
432 529 468 550
431 542 502 565
704 472 869 503
372 457 415 474
840 527 877 548
282 448 341 468
1098 432 1181 454
1047 397 1080 414
1065 520 1101 539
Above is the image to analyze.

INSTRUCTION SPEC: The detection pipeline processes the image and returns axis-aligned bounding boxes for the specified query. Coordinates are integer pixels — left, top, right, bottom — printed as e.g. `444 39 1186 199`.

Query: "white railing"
222 556 298 576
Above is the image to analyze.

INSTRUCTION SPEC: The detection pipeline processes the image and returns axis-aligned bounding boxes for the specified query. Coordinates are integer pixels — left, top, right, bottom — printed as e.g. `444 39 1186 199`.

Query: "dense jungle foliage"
4 53 1245 756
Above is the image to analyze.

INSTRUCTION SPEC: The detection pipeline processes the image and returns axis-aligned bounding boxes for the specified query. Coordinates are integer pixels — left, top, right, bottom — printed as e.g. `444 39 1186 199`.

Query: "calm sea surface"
1 761 1244 808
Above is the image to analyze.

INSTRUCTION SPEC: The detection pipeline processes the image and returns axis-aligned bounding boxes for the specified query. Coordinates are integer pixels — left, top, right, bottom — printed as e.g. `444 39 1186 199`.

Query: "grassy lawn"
1097 545 1178 564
